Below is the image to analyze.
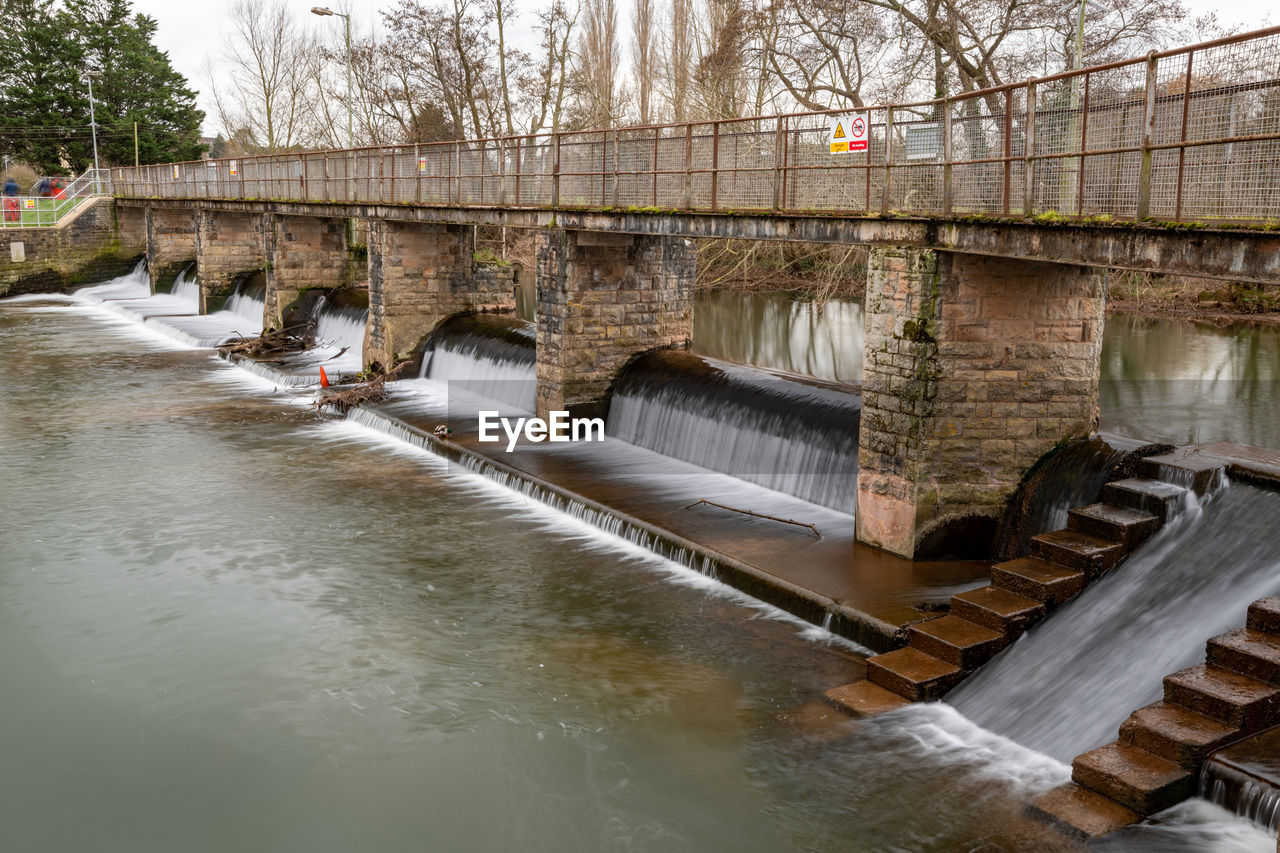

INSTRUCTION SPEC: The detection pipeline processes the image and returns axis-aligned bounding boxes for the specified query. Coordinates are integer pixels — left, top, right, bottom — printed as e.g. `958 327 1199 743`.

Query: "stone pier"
145 207 197 292
364 220 514 370
534 229 694 419
194 210 267 314
855 247 1106 559
264 214 351 327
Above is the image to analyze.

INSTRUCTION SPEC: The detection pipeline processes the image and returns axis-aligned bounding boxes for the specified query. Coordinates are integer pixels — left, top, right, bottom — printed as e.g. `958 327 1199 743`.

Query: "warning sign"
417 157 427 174
23 199 35 209
172 164 180 179
229 160 238 176
829 114 868 154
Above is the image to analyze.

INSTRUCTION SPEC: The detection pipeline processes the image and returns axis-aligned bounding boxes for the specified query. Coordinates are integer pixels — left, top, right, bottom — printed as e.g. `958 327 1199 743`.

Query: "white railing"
1 169 113 229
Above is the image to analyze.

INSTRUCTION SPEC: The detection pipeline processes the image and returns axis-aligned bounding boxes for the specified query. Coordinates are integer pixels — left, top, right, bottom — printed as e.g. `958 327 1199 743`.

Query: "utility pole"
311 6 353 148
82 68 103 193
134 122 139 167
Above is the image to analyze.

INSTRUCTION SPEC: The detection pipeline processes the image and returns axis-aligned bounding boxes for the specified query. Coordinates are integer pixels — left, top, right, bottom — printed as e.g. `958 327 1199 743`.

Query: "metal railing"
1 169 113 228
111 26 1280 226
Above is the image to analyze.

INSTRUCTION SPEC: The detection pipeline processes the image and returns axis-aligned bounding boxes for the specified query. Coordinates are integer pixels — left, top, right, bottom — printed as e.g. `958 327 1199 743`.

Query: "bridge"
94 26 1280 559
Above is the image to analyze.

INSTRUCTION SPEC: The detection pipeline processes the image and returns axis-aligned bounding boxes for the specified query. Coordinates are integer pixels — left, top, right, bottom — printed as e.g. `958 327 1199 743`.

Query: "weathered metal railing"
2 169 113 229
112 27 1280 226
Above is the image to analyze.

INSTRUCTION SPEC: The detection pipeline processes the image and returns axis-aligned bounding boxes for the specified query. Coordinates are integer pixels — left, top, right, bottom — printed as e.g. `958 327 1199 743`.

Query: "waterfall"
1200 758 1280 834
607 351 861 514
949 483 1280 763
419 314 536 412
169 265 200 306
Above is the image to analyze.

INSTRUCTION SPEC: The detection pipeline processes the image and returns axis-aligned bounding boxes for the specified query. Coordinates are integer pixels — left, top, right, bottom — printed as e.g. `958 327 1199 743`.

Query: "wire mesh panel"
104 26 1280 227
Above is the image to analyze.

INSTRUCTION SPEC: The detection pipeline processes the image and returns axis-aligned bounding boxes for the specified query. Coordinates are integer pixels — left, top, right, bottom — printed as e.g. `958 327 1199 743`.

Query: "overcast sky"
129 0 1275 137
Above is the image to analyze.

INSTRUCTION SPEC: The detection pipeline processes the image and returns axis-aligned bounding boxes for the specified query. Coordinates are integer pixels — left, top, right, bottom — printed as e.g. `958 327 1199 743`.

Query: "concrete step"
822 680 910 718
1207 628 1280 685
907 615 1006 669
1247 597 1280 636
1067 503 1161 547
1118 701 1241 767
866 647 961 701
1140 453 1225 496
1163 663 1280 729
1029 529 1125 575
950 586 1045 635
1027 783 1141 840
990 557 1086 606
1072 741 1195 815
1100 478 1187 521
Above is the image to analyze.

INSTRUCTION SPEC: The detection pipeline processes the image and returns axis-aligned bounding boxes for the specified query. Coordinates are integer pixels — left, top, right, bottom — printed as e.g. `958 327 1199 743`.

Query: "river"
0 283 1272 851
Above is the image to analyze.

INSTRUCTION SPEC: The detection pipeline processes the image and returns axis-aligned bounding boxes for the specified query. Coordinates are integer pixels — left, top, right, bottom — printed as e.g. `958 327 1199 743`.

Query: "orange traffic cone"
319 366 330 388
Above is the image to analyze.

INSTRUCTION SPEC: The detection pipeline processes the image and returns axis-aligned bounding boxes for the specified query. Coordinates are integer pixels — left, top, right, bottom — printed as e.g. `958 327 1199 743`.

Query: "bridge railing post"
1136 51 1159 221
1024 80 1037 216
552 133 561 208
681 124 693 210
711 121 720 211
772 115 784 211
942 98 953 214
880 106 894 215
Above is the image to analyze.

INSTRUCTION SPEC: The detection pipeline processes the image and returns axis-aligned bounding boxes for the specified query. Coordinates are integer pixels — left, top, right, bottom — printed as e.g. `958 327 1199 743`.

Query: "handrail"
111 26 1280 226
2 169 113 229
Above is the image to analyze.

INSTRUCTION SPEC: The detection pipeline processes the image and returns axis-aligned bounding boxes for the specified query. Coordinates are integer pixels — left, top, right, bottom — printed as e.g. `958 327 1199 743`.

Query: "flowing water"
2 274 1277 850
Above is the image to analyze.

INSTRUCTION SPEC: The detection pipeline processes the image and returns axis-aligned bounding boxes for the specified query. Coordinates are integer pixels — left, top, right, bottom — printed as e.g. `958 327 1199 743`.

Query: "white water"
608 358 860 514
419 323 536 412
951 482 1280 763
1201 762 1280 834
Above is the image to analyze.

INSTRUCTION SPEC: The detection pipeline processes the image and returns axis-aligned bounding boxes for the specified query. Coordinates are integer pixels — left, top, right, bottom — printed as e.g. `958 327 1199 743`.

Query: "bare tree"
209 0 318 153
570 0 621 128
632 0 656 124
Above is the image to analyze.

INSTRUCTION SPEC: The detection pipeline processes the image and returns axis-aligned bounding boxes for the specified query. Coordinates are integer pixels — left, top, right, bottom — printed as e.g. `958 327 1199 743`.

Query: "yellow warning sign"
829 113 869 154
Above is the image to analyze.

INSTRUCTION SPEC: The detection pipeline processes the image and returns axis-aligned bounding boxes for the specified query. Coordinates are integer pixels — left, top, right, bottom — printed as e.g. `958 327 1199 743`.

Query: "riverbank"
1108 272 1280 327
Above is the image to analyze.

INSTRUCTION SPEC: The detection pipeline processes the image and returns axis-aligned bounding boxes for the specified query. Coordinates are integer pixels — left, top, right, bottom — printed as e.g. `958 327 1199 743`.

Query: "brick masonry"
195 209 267 313
0 198 144 296
856 246 1105 558
144 206 196 292
264 214 350 327
365 219 515 370
534 229 694 419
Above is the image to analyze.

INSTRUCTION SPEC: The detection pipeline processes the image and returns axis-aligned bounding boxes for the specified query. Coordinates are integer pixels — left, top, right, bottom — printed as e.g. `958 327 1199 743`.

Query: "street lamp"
81 68 103 192
311 6 353 149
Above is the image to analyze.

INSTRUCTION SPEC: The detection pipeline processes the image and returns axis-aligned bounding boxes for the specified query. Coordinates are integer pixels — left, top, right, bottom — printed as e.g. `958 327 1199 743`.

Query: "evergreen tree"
0 0 204 174
62 0 205 169
0 0 84 174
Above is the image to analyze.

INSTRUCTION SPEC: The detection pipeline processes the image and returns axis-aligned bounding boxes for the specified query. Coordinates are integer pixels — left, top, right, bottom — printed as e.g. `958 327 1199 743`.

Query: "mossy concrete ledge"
0 198 145 297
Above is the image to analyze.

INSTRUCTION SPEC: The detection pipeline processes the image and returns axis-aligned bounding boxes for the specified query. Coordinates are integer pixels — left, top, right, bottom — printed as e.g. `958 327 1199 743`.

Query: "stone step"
1029 529 1125 575
1072 741 1195 815
950 586 1045 635
1139 453 1225 496
822 680 910 718
866 647 961 702
907 615 1007 669
1118 701 1241 767
1247 598 1280 636
1067 503 1161 547
1100 478 1187 521
990 557 1086 606
1207 628 1280 685
1163 663 1280 729
1027 783 1141 840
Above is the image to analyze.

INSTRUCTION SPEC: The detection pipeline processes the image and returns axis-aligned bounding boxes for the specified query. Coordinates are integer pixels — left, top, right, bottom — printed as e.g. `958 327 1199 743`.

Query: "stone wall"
365 219 515 370
534 229 694 419
146 207 198 292
855 246 1105 558
264 214 351 327
0 198 144 297
195 209 266 313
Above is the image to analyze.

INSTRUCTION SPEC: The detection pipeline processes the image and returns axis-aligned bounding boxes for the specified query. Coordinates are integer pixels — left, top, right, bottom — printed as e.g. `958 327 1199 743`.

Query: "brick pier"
194 210 267 314
855 246 1106 558
264 214 350 327
534 229 694 419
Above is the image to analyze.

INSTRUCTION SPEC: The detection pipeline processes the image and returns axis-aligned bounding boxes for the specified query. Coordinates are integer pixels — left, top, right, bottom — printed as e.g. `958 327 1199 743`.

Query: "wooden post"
551 133 561 208
1136 52 1159 221
1174 51 1194 220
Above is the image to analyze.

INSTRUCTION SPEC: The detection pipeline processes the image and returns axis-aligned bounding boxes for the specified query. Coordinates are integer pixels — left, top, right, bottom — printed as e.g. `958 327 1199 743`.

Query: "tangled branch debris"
315 375 388 413
217 322 314 358
683 498 822 539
